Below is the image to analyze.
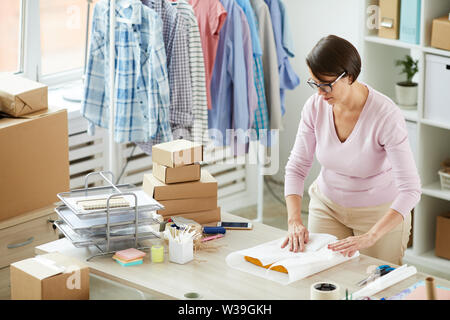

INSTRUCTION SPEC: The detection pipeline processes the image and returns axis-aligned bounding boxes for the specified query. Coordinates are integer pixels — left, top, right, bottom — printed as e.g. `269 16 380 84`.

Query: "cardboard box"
435 214 450 260
143 169 217 200
168 207 221 225
431 16 450 51
152 162 201 184
10 252 89 300
157 197 217 216
0 74 48 117
0 109 70 221
378 0 400 39
152 139 203 168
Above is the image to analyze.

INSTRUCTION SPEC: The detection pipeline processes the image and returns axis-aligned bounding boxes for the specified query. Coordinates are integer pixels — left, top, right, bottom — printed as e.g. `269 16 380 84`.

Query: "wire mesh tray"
55 205 161 232
54 220 160 248
57 184 164 219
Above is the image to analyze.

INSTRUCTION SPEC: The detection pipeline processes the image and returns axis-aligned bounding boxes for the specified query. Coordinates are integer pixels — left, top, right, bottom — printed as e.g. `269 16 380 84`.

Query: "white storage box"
424 54 450 124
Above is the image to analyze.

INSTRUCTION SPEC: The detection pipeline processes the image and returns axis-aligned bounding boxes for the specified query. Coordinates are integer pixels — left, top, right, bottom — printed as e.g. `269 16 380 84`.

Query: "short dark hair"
306 35 361 84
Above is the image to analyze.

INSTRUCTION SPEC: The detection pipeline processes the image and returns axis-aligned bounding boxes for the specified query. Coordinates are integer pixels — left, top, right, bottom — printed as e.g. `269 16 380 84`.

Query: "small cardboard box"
152 162 201 184
0 109 70 221
435 214 450 260
157 197 217 216
143 169 217 200
152 139 203 168
10 252 89 300
168 207 221 225
431 16 450 51
0 74 48 117
378 0 400 39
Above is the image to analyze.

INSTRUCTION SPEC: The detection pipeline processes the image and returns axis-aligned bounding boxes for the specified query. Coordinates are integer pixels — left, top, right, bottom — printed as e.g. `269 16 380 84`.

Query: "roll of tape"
151 245 164 263
310 282 340 300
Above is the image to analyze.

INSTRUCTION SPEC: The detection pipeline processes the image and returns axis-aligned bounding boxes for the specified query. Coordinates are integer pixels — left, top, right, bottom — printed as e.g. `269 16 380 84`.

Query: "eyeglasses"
307 72 346 93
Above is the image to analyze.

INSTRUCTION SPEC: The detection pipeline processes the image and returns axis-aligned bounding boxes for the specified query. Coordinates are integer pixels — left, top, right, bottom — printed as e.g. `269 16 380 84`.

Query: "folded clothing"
226 233 359 285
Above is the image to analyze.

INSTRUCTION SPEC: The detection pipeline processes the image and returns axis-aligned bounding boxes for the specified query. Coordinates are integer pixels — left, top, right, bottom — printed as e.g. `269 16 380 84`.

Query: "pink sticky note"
115 248 146 261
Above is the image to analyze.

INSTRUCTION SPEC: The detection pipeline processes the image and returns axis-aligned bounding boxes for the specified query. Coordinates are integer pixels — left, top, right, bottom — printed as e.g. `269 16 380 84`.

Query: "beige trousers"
307 179 411 265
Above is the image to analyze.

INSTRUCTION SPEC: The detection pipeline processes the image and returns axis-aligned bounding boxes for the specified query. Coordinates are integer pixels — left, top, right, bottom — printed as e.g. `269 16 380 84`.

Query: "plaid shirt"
81 0 172 143
143 0 193 134
253 55 269 136
175 0 208 145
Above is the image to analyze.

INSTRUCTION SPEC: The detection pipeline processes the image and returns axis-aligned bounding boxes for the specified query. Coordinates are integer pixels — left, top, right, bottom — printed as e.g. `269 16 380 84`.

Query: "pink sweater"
284 84 421 218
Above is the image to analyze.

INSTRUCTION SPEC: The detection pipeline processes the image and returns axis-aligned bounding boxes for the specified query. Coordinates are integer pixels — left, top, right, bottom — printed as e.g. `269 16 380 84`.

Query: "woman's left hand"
327 233 377 258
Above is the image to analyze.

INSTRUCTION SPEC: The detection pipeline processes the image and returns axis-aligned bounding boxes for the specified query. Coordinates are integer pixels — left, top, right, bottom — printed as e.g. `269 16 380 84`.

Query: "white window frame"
21 0 85 86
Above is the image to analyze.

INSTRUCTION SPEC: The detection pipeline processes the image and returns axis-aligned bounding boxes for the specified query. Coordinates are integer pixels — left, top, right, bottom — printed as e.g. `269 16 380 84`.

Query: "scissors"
357 265 395 287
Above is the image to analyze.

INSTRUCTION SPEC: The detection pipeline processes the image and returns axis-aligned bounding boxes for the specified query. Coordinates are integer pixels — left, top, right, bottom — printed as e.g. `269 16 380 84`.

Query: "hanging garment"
81 0 172 143
142 0 193 140
250 0 282 130
170 0 208 145
264 0 300 116
278 0 295 58
235 0 269 139
188 0 227 111
209 0 257 146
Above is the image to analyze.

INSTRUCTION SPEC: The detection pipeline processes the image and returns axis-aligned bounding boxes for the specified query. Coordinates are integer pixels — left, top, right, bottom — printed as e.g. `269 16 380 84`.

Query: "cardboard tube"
425 277 437 300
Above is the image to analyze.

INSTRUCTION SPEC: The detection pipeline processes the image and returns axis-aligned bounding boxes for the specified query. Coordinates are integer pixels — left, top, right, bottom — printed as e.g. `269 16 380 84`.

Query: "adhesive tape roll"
310 282 340 300
151 245 164 263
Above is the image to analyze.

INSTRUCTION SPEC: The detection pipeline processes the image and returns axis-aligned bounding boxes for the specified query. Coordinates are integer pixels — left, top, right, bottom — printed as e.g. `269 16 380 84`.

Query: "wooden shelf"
404 248 450 279
364 35 421 50
422 181 450 201
423 46 450 58
421 118 450 131
400 108 419 122
363 0 450 281
364 36 450 58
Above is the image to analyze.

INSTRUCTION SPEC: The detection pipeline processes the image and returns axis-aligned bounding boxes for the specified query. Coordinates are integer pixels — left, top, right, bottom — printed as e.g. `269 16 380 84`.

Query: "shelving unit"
361 0 450 278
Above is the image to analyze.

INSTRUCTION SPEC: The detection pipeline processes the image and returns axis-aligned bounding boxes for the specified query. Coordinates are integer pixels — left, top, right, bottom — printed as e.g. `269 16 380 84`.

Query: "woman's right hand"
281 218 309 252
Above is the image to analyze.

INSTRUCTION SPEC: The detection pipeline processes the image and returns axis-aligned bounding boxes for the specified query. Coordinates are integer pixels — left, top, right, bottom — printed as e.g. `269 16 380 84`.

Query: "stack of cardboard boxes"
0 74 69 222
143 139 221 225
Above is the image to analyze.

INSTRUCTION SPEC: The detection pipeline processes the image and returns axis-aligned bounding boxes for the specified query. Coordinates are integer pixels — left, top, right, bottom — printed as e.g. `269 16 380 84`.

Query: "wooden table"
35 212 450 300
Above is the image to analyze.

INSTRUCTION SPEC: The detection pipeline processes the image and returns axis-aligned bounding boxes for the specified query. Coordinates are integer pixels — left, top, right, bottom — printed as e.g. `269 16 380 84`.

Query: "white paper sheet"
226 234 359 285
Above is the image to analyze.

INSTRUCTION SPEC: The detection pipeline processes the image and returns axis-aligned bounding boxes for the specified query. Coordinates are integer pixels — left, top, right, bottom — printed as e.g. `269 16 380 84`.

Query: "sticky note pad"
114 258 143 267
115 248 146 261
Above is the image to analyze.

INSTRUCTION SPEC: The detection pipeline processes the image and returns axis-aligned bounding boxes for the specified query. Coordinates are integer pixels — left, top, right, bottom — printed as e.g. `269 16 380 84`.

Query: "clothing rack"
105 0 265 223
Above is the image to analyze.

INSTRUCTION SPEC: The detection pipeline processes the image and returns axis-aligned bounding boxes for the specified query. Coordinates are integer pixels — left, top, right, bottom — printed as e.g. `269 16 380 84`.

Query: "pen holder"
169 238 194 264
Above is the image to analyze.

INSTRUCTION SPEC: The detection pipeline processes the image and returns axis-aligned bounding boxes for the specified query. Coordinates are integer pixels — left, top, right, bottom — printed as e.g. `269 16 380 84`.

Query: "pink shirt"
284 84 421 218
189 0 227 110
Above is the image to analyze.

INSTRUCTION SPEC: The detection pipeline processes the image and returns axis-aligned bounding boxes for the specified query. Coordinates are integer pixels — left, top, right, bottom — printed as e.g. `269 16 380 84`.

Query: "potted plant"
395 55 419 109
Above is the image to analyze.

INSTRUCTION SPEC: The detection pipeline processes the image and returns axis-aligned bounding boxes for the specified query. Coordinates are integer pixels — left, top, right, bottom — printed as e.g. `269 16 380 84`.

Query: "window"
1 0 99 84
0 0 23 74
40 0 93 76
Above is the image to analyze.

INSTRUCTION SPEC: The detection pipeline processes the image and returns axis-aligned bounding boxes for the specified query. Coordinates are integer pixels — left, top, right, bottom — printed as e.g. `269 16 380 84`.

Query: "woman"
281 35 421 265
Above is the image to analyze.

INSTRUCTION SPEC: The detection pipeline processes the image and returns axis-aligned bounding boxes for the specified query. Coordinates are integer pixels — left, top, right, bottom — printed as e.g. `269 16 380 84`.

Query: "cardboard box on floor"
0 74 48 117
10 252 89 300
435 214 450 260
152 139 203 168
431 16 450 51
157 197 217 216
0 108 70 221
152 162 201 184
143 169 217 200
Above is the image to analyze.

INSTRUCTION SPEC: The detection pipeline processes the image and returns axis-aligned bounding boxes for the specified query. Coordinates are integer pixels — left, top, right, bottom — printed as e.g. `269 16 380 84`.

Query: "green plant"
395 55 419 86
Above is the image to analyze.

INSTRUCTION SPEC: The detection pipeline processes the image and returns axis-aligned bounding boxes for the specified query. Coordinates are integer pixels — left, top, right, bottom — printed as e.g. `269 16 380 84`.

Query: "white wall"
274 0 365 194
